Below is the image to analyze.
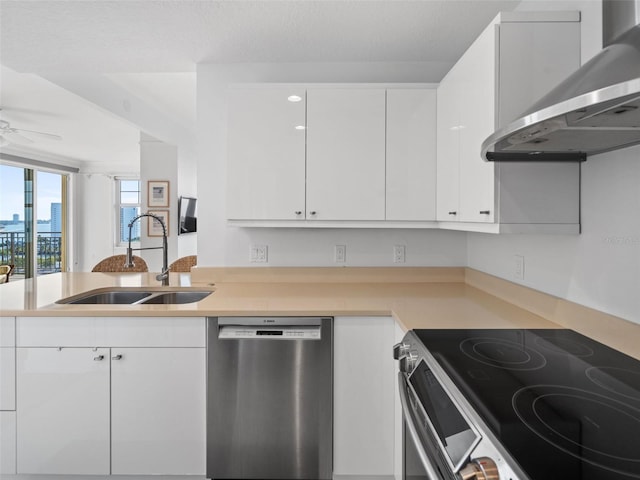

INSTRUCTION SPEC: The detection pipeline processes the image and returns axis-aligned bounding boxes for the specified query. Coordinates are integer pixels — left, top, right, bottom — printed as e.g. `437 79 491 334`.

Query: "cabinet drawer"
17 317 206 347
0 318 15 347
100 317 206 347
0 348 15 411
17 317 97 347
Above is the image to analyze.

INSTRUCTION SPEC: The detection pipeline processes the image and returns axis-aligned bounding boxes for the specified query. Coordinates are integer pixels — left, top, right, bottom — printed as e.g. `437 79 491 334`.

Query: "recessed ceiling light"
295 125 306 130
288 95 302 103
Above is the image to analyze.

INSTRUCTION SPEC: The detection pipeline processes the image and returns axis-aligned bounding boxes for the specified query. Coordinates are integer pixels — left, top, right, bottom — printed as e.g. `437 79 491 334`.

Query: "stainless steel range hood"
483 0 640 162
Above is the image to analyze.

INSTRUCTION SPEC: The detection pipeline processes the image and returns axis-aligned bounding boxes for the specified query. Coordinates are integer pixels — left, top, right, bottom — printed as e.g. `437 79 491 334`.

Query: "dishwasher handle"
218 324 322 340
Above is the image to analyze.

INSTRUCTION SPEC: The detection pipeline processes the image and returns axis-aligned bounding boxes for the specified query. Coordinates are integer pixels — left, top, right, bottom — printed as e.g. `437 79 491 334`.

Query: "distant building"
12 214 19 223
121 207 140 243
51 203 62 236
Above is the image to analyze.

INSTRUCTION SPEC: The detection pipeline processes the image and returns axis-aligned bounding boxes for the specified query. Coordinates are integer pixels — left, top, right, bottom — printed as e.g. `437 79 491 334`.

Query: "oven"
395 331 518 480
394 329 640 480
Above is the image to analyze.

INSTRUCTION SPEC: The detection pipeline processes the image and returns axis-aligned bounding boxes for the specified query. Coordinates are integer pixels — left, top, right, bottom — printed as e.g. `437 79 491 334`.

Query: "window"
0 163 67 278
116 178 141 245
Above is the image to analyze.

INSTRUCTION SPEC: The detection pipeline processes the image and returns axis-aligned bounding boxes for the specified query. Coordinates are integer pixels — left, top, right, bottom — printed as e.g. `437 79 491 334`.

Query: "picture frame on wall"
148 210 170 237
148 180 170 208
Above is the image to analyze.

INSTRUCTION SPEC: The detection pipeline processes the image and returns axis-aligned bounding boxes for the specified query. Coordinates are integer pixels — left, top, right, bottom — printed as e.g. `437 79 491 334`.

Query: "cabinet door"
0 348 15 411
386 89 437 221
227 86 306 220
333 316 396 475
306 88 386 220
458 23 496 223
16 347 110 474
0 412 16 475
0 317 15 412
111 348 206 475
436 66 462 221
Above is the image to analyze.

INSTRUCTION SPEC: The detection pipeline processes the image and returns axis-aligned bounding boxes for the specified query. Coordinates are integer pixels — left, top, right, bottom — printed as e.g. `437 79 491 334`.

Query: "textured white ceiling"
0 0 521 166
0 0 520 72
0 66 140 169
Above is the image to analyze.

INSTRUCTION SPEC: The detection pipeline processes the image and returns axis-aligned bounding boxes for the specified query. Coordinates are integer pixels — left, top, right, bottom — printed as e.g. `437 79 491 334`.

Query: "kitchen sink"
64 291 153 304
57 288 213 305
138 291 212 305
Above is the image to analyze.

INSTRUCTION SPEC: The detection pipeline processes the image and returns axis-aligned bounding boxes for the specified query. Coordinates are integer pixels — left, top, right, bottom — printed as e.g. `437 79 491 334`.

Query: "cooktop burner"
414 329 640 480
460 336 547 370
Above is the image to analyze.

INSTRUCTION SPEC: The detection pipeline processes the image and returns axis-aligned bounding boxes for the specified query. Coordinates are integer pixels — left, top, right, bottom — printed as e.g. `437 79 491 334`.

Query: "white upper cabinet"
227 86 306 220
437 12 582 232
458 23 497 223
436 67 462 221
226 84 438 226
386 89 437 221
306 88 386 221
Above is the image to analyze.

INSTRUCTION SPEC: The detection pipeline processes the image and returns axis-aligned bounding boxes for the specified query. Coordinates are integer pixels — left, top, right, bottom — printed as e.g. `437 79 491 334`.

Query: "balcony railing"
0 231 62 276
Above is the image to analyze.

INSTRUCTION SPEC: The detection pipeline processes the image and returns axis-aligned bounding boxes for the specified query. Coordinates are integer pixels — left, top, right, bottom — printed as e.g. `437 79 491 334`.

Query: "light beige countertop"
1 267 638 359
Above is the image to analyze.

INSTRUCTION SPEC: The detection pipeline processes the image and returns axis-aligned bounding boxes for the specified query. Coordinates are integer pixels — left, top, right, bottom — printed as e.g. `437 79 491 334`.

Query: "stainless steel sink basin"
65 291 153 304
57 288 213 305
139 291 212 305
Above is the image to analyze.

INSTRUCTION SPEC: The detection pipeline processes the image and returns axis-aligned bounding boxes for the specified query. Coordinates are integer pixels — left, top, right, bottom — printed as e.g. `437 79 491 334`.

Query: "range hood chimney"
483 0 640 162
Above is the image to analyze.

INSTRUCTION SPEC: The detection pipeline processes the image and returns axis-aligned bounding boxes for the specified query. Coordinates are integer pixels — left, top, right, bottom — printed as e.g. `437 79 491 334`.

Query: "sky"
0 164 62 221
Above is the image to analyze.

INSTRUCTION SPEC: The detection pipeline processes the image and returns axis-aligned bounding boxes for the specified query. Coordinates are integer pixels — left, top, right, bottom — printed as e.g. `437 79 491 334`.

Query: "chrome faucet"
125 212 169 286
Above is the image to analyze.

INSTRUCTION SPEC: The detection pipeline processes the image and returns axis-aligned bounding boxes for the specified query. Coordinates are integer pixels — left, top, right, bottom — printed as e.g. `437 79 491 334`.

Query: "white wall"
196 62 467 268
73 134 197 273
140 133 178 273
468 147 640 324
177 151 198 259
73 172 129 272
469 0 640 324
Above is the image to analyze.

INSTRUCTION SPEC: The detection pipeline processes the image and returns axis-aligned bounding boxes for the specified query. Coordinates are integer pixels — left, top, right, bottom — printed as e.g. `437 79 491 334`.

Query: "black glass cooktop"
414 329 640 480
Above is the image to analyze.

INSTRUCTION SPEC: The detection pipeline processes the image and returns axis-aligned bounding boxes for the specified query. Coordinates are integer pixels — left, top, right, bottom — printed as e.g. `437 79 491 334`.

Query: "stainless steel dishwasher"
206 317 332 480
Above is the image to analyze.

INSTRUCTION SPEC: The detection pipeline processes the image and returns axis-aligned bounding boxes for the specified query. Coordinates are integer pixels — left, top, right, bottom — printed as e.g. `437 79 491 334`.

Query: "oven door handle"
397 373 442 480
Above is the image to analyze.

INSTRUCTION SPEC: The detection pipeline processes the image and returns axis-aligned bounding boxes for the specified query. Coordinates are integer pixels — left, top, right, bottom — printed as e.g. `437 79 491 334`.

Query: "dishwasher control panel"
218 325 322 340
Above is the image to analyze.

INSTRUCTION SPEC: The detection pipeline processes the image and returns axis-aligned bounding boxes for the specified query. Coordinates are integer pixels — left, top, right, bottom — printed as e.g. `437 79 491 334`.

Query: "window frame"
115 177 142 247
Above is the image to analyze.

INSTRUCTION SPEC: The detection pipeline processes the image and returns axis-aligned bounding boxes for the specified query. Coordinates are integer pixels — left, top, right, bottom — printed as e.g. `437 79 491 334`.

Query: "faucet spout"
125 212 170 286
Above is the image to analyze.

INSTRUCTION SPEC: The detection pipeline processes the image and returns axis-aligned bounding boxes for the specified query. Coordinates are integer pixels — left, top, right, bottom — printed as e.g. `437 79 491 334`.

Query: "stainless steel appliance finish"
483 0 640 161
394 332 523 480
396 329 640 480
207 317 332 480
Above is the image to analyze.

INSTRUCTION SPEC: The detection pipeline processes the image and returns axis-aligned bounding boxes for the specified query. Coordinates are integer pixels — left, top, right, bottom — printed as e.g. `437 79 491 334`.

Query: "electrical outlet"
334 245 346 263
514 255 525 280
393 245 406 264
250 245 268 263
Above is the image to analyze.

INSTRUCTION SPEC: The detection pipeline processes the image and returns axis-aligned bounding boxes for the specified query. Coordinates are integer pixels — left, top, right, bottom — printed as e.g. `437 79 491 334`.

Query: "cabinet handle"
479 210 491 215
93 355 105 361
309 211 317 216
295 211 302 215
112 354 123 360
448 211 457 215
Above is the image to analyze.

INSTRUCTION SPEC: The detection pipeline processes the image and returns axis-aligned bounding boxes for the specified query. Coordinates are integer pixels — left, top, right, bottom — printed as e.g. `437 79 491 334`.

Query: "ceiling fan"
0 115 62 147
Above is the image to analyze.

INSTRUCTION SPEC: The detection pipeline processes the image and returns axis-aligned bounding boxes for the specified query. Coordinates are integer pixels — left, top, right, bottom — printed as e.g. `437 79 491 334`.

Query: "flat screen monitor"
178 196 197 235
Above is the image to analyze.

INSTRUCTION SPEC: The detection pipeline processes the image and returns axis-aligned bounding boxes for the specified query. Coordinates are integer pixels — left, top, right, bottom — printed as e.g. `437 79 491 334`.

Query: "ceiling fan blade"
3 131 35 145
13 128 62 141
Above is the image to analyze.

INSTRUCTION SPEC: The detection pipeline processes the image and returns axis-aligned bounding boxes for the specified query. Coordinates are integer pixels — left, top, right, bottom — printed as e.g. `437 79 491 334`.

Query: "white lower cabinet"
333 316 397 476
111 347 206 475
17 347 111 475
14 316 206 476
0 317 16 476
0 411 16 475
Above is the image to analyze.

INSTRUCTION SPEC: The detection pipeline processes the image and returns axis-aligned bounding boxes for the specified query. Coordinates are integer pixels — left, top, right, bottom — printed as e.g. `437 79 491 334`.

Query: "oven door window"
408 360 481 473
